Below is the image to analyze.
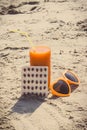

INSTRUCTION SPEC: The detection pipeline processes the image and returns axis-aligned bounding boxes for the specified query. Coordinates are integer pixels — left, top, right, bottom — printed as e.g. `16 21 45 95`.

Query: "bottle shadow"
11 94 45 114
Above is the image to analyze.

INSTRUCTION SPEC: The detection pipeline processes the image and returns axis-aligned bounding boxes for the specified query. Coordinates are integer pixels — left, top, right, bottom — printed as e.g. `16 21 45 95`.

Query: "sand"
0 0 87 130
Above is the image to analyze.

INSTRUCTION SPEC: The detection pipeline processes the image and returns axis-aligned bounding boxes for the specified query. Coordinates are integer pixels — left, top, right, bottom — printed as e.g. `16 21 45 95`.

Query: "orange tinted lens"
65 72 78 82
53 80 69 94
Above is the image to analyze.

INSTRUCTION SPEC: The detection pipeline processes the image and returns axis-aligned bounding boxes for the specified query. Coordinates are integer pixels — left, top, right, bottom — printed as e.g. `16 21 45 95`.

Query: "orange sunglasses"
50 70 80 97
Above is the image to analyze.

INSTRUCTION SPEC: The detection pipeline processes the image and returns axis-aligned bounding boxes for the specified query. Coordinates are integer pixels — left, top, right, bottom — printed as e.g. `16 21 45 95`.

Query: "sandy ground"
0 0 87 130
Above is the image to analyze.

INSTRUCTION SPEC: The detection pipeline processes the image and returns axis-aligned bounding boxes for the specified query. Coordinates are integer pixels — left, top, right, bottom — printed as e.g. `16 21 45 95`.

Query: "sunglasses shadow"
48 93 60 99
49 96 60 99
11 94 45 114
70 84 79 93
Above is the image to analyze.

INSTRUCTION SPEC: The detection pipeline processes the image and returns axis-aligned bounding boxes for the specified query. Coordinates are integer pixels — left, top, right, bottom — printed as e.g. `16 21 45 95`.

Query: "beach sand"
0 0 87 130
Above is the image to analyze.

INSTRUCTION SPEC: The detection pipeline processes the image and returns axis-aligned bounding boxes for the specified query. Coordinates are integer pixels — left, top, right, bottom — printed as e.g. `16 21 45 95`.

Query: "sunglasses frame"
50 77 71 97
50 70 80 97
63 70 80 85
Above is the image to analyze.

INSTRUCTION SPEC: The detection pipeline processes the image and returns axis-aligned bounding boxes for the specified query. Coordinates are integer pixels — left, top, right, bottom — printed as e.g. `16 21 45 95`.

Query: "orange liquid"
29 46 51 88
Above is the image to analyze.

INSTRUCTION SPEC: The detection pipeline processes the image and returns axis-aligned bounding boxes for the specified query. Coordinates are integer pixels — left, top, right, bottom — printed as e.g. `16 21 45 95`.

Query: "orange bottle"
29 46 51 88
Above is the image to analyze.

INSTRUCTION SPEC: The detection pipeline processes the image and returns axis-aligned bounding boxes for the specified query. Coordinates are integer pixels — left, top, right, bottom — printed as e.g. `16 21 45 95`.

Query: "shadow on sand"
11 85 79 114
11 95 45 114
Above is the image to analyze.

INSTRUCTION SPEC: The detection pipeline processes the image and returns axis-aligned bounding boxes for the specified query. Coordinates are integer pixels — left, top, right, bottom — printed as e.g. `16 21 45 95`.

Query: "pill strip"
21 66 48 97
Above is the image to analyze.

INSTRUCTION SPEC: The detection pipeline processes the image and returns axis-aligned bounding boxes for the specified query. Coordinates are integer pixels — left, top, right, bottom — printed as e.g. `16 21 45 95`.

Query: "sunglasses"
50 70 80 97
